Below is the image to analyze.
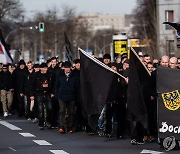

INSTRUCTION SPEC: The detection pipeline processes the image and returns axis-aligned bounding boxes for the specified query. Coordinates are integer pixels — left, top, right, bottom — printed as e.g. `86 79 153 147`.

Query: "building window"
166 40 175 56
165 10 174 30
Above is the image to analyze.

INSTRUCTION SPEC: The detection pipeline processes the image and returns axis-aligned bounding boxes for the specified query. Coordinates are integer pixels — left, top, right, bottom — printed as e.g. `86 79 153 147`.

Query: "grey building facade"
157 0 180 57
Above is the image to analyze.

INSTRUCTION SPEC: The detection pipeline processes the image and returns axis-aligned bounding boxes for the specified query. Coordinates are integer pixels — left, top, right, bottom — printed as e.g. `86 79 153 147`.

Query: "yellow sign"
130 39 149 47
161 90 180 111
113 40 127 55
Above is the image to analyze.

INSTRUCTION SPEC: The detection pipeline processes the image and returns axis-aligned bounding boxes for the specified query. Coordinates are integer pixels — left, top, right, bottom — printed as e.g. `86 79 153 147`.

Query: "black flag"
79 48 115 131
127 48 151 126
0 30 13 63
64 32 73 63
157 66 180 141
163 22 180 37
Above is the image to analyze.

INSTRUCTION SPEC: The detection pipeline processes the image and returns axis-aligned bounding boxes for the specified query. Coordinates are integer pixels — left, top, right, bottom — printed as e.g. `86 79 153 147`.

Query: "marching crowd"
0 53 180 145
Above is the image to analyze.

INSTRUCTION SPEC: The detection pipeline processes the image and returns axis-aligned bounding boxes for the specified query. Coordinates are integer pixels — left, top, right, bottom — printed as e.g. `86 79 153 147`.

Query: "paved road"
0 115 178 154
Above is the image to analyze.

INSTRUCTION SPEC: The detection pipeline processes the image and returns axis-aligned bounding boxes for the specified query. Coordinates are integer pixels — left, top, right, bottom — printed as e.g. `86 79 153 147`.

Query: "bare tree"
30 5 91 60
132 0 158 58
0 0 24 22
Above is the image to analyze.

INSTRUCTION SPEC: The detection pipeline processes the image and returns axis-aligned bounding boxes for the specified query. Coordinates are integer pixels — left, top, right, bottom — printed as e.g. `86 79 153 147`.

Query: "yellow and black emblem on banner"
161 90 180 111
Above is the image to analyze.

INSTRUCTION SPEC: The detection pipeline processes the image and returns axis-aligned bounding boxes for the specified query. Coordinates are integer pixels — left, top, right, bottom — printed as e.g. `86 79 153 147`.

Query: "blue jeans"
98 105 106 130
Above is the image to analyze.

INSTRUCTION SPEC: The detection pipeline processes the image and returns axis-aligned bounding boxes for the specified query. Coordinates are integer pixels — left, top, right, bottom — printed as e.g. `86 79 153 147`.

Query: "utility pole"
21 16 25 59
54 23 58 56
39 22 45 56
103 34 106 55
54 11 58 57
40 33 43 55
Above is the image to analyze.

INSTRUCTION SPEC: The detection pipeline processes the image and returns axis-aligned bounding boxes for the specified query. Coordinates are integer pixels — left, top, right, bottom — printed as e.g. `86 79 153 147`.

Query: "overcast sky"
21 0 137 18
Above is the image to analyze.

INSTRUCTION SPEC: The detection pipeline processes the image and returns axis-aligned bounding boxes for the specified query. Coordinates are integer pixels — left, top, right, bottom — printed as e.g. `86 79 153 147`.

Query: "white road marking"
141 149 164 154
0 121 22 130
33 140 52 145
19 133 36 137
9 147 16 151
50 150 69 154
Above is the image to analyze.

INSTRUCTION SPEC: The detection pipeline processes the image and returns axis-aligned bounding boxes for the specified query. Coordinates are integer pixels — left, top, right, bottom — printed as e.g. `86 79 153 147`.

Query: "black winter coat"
0 71 13 90
12 67 28 93
23 70 34 95
30 72 55 96
56 71 79 102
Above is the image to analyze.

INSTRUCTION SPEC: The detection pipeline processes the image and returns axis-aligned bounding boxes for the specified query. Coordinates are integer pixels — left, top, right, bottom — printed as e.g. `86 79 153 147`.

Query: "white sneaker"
4 112 8 117
33 118 38 123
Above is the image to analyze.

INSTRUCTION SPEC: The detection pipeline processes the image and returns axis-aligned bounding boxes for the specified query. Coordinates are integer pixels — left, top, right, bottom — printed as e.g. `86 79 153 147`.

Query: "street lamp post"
54 22 58 56
102 34 113 55
22 28 25 58
5 26 37 59
5 27 35 42
47 19 65 57
40 33 43 56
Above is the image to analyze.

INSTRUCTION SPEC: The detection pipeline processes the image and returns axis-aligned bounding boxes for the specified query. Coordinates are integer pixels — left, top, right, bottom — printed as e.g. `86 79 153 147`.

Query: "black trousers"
74 101 85 130
105 102 126 136
131 121 145 142
59 100 75 130
51 97 59 127
24 94 31 118
147 98 157 137
17 94 25 117
36 95 52 127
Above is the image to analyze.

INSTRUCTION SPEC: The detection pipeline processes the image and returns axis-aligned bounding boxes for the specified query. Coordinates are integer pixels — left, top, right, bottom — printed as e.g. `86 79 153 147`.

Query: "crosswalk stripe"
50 150 69 154
8 147 16 151
19 133 36 137
33 140 52 145
0 121 22 130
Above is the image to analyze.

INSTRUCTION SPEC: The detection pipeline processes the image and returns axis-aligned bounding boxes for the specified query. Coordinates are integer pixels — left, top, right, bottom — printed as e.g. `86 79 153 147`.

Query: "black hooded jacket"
0 70 13 90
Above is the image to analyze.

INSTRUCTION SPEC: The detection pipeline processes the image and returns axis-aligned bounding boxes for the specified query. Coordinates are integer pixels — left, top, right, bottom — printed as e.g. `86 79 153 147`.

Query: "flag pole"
130 47 151 76
78 48 127 80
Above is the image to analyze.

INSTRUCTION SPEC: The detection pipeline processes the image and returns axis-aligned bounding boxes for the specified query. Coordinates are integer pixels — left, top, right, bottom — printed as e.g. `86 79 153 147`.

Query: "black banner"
79 48 115 131
64 32 73 63
157 66 180 150
127 48 150 127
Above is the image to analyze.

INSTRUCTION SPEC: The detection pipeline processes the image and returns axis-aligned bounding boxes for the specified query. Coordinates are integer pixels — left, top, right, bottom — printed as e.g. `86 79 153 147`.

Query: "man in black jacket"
23 61 34 120
0 64 13 117
12 59 28 117
30 63 55 130
72 59 84 132
48 57 60 128
56 61 79 133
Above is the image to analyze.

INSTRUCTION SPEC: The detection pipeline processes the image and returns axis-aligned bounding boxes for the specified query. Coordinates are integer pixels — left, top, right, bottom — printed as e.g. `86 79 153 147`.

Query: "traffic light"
39 22 44 32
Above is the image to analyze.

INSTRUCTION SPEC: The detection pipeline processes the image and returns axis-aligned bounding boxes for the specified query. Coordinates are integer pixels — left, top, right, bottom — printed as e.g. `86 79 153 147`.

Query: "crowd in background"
0 52 180 145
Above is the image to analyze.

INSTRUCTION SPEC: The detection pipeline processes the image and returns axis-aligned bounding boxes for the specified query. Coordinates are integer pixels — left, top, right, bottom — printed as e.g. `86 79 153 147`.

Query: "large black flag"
64 32 73 63
127 48 151 126
157 66 180 142
0 30 13 63
163 22 180 37
79 48 116 131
